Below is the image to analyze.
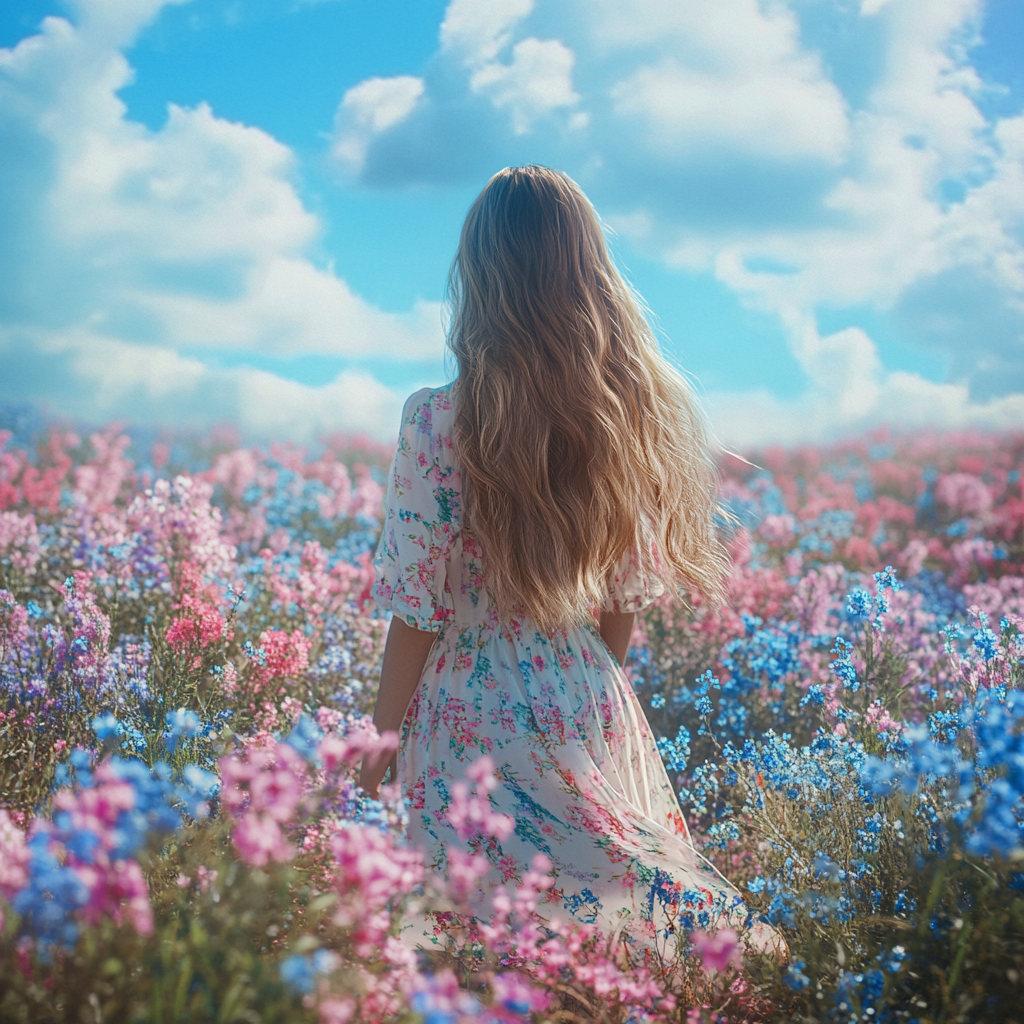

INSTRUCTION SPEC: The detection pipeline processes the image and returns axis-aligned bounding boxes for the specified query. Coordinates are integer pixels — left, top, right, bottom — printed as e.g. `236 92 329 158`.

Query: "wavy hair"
447 165 729 630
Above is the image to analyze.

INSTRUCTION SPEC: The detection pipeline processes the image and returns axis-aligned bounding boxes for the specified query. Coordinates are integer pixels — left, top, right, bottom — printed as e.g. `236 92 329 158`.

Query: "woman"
360 165 773 959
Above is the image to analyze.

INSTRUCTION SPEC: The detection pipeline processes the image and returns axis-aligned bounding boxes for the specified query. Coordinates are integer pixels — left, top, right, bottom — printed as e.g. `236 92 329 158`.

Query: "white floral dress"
372 386 749 959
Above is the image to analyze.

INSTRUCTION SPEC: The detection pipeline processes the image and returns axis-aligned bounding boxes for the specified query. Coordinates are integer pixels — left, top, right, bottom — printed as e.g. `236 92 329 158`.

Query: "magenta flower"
691 927 742 973
232 811 295 867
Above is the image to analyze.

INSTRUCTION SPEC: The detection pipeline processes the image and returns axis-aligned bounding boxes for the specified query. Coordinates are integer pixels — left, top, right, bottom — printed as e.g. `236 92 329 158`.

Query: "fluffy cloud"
332 75 425 173
0 325 404 440
440 0 534 63
601 0 849 164
0 1 441 437
470 36 581 135
331 0 582 176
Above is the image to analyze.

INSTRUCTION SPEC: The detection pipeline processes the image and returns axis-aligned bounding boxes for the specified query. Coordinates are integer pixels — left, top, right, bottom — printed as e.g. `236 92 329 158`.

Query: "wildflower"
91 713 123 743
972 625 999 661
163 708 202 753
690 928 742 973
846 586 872 618
0 810 30 898
446 757 514 843
874 565 902 592
285 713 324 761
182 765 219 819
492 972 548 1013
784 960 810 989
232 811 295 867
279 953 316 995
799 685 825 708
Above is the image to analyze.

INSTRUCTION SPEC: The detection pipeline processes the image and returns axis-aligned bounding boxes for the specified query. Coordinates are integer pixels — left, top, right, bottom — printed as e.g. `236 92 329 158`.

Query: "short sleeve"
601 538 667 614
372 388 461 631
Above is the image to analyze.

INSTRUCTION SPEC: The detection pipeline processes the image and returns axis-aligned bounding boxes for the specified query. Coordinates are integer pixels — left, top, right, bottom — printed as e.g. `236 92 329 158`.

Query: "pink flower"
936 472 993 518
0 810 30 899
759 513 796 545
249 761 304 823
0 512 40 574
319 998 355 1024
219 741 307 822
690 927 742 973
165 597 226 653
865 702 904 738
232 811 295 866
320 725 398 777
445 847 490 901
491 972 549 1014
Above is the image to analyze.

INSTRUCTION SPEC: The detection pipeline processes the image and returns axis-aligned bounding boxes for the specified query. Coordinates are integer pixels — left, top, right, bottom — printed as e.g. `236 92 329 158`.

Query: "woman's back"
374 385 663 642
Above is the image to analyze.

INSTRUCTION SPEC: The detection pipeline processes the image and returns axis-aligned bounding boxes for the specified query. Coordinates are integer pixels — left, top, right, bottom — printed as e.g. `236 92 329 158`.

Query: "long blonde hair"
447 165 728 630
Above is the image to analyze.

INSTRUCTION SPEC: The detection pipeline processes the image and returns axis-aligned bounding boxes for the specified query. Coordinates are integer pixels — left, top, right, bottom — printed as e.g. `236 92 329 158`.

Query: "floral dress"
372 386 750 958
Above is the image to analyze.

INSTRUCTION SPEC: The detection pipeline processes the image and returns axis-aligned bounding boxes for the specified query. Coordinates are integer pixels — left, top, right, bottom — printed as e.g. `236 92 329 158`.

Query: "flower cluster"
633 429 1024 1020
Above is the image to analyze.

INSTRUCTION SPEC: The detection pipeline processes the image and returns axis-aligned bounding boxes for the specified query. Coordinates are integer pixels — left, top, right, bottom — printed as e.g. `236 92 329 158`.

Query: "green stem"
941 920 973 1022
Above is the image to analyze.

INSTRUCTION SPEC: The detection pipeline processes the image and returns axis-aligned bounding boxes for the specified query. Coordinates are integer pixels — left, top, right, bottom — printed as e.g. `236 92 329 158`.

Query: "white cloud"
0 326 407 439
53 99 316 263
470 37 579 135
440 0 534 64
331 0 581 156
609 57 848 163
141 258 441 358
286 0 1024 439
600 0 849 163
708 375 1024 448
636 0 1024 431
63 0 189 46
229 366 401 439
332 75 425 173
706 323 1024 448
0 2 443 437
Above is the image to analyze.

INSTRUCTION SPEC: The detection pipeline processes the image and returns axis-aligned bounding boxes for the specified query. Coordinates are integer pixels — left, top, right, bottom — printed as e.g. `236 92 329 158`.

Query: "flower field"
0 415 1022 1023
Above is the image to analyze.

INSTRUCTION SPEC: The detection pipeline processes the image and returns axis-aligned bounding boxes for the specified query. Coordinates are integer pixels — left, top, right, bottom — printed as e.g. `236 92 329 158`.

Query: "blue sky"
1 0 1022 443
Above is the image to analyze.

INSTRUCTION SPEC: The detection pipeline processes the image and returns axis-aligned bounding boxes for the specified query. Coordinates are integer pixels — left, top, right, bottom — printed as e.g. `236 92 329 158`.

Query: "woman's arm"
359 616 438 799
599 610 635 667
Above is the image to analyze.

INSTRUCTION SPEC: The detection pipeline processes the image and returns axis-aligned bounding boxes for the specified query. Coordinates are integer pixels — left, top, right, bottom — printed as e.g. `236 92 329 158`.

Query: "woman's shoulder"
402 383 454 417
400 384 456 458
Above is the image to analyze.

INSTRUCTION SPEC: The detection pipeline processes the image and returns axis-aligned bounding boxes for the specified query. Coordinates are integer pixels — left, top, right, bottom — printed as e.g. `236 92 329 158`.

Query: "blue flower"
163 708 203 753
812 853 841 880
656 725 691 774
311 949 339 975
846 587 872 619
972 626 999 661
91 713 123 743
799 685 825 708
242 640 268 666
285 713 324 762
784 960 810 990
874 565 902 591
695 670 721 694
182 765 219 819
279 954 316 994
